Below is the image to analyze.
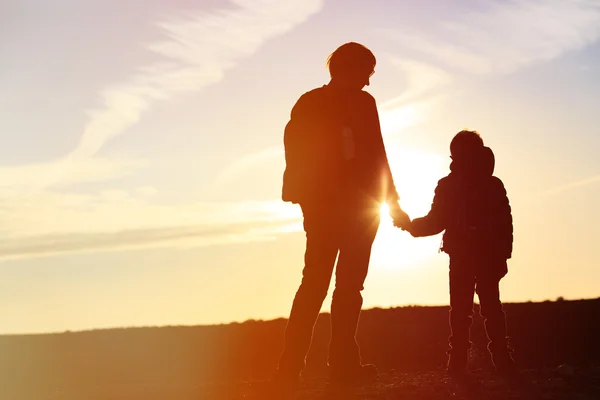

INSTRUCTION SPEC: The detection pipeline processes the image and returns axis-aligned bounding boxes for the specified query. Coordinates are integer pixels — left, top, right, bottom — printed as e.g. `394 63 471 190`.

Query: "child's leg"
476 261 515 371
448 259 476 369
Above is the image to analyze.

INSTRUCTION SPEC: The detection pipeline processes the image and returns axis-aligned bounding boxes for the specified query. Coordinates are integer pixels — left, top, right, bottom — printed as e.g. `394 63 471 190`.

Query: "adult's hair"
326 42 376 78
450 130 484 159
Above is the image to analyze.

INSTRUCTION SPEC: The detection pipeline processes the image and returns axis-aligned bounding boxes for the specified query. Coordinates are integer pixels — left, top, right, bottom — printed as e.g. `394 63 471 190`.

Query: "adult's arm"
365 94 400 203
282 93 311 203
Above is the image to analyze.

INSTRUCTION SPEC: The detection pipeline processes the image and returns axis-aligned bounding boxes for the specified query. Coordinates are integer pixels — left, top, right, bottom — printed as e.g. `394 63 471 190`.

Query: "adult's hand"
389 202 411 230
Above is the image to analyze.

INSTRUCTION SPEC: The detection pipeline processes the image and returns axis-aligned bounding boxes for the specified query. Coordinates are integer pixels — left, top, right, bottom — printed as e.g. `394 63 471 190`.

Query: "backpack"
282 86 353 204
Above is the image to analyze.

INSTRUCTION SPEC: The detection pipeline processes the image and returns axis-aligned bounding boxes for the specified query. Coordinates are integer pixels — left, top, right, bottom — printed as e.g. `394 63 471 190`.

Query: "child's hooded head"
449 130 494 177
450 130 484 160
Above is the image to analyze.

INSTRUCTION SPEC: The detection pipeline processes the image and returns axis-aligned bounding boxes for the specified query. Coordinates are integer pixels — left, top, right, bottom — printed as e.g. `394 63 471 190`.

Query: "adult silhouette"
274 42 409 388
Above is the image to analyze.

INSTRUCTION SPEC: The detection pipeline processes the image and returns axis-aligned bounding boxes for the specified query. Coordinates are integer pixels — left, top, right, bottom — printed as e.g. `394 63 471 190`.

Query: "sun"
378 203 394 225
265 145 449 270
370 146 449 270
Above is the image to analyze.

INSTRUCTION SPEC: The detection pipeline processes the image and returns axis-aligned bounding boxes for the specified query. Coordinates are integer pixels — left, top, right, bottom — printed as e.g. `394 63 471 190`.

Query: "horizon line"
2 295 598 337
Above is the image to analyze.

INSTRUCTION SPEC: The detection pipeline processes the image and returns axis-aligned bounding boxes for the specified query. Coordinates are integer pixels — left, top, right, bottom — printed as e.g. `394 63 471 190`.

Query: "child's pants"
448 255 511 355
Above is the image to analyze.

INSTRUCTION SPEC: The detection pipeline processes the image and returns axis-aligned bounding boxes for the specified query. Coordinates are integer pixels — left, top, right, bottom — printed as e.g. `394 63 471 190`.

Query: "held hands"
388 202 411 231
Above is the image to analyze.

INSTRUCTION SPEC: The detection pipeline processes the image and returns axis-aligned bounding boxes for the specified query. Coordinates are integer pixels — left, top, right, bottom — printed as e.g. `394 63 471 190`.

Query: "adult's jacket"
282 85 399 207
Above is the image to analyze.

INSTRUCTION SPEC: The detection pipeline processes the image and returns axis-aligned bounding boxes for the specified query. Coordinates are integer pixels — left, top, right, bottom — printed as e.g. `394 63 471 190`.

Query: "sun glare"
379 203 393 224
267 146 449 270
371 146 448 270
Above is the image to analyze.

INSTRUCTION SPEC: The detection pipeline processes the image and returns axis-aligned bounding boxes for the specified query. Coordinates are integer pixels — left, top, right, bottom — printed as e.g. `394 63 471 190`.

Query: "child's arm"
408 179 448 237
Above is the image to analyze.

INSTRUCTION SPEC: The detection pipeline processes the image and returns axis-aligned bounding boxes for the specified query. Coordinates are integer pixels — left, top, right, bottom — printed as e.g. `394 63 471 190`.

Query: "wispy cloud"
0 188 302 260
69 0 323 161
0 218 298 261
378 58 453 137
37 0 323 189
381 58 453 107
215 57 454 185
0 157 147 193
385 0 600 75
538 174 600 197
0 0 322 259
214 145 284 188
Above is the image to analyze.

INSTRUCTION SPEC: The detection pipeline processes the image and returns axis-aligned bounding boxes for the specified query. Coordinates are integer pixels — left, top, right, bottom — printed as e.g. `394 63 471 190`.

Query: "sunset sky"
1 0 599 334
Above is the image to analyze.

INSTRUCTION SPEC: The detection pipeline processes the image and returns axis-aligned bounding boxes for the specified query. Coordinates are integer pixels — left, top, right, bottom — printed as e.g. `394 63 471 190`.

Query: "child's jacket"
410 146 513 259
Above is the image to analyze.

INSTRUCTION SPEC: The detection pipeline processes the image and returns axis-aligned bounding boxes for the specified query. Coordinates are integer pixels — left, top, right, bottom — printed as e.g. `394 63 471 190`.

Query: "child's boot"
447 349 469 374
491 349 516 375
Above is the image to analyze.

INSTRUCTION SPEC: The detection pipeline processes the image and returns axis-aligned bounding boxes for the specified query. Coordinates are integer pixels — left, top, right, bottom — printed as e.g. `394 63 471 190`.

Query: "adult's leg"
278 205 340 377
328 206 379 371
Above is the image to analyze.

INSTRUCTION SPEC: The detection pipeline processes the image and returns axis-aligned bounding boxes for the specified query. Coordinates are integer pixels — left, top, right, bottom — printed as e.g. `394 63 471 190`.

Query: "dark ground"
1 298 599 399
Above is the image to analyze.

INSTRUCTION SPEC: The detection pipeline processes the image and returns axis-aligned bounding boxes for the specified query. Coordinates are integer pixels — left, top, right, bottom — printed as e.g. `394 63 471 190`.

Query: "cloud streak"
69 0 323 161
214 145 284 188
0 158 147 193
0 188 303 260
538 174 600 197
0 218 299 261
34 0 323 189
385 0 600 75
381 58 453 107
215 57 454 185
377 58 453 137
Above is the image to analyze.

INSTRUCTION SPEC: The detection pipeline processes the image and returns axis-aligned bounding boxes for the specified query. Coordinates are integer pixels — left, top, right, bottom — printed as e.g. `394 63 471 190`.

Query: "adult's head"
326 42 376 91
450 130 484 161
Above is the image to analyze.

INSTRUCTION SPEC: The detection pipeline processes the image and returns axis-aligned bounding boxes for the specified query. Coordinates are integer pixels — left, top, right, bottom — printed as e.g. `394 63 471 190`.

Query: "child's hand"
389 202 411 230
404 221 417 237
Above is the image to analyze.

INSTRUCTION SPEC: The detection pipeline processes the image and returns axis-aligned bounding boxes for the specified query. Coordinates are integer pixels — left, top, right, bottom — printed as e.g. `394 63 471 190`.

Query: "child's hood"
450 146 495 178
